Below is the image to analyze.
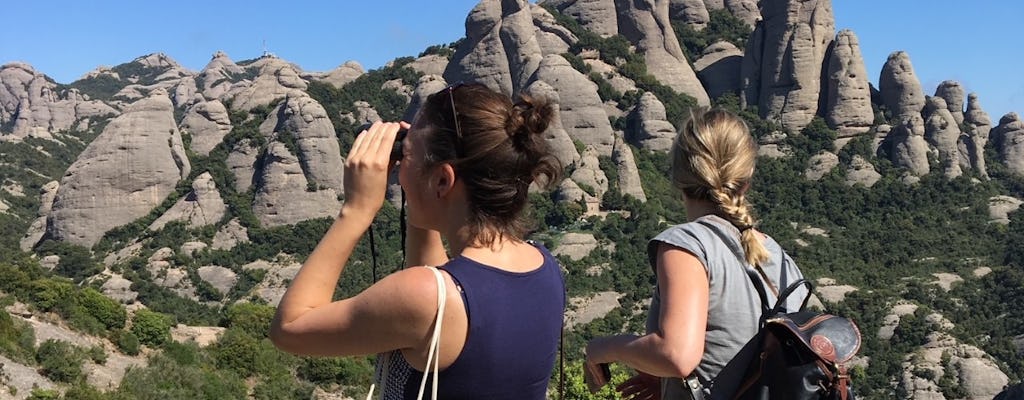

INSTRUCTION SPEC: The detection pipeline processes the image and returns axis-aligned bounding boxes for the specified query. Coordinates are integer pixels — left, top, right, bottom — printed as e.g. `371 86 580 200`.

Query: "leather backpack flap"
765 311 862 365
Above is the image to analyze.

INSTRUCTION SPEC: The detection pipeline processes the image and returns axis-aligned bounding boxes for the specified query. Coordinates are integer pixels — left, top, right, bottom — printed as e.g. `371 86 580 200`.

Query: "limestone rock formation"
612 133 647 202
20 180 59 251
584 59 637 94
923 96 964 178
100 274 138 303
887 114 930 177
47 90 190 246
616 0 710 106
179 99 232 156
531 4 578 56
197 51 245 100
805 151 839 181
542 0 619 37
670 0 710 30
212 218 249 250
197 265 238 295
225 138 260 193
0 62 117 141
723 0 760 27
522 79 582 167
900 331 1010 399
172 76 199 108
252 142 341 227
149 172 227 231
741 0 835 132
260 95 345 192
879 51 926 119
824 30 873 136
694 41 743 100
318 61 364 89
992 112 1024 176
628 92 677 152
935 80 966 125
569 146 609 201
553 232 599 261
407 54 450 77
845 155 881 187
529 54 615 155
445 0 543 97
230 57 307 111
964 93 992 177
244 259 301 306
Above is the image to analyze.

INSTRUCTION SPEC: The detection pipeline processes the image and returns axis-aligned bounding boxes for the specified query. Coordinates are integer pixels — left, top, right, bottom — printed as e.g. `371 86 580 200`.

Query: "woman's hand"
617 372 661 400
341 121 402 218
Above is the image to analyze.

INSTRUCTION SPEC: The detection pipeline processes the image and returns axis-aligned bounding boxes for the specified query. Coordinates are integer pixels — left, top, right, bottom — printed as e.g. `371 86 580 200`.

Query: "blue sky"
2 1 1021 120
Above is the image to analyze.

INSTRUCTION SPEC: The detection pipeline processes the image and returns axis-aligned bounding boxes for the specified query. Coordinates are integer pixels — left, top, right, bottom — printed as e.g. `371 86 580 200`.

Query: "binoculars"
357 123 407 162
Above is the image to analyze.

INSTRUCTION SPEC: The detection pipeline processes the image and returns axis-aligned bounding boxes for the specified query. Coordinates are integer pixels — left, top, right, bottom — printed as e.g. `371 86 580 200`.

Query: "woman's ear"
434 163 457 198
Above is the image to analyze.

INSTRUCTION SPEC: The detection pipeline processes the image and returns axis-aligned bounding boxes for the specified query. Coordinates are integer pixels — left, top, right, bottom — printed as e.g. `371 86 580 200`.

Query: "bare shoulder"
364 266 447 319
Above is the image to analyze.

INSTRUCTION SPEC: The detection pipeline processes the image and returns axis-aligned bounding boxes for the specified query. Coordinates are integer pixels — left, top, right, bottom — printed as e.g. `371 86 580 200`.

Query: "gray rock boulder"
628 92 677 152
542 0 619 37
19 180 59 251
992 112 1024 176
180 99 232 156
845 155 881 187
522 79 582 167
172 76 199 108
100 273 138 303
805 151 839 181
987 195 1023 225
724 0 759 27
47 90 190 246
703 0 724 9
670 0 711 30
444 0 543 97
824 30 873 137
261 94 345 192
553 232 599 261
529 54 615 155
900 331 1009 400
197 51 245 100
212 218 249 250
226 138 260 193
0 62 116 141
612 133 647 202
741 0 834 132
230 57 307 111
964 93 992 178
149 172 227 231
934 80 966 125
531 4 578 56
694 41 743 100
616 0 711 106
887 114 930 177
879 51 926 119
197 265 238 296
569 146 609 201
923 96 964 178
584 59 637 94
407 54 450 77
252 142 342 227
318 61 364 89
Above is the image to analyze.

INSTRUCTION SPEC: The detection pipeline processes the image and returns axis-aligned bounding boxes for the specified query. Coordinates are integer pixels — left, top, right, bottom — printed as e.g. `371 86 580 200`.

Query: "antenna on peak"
261 39 276 59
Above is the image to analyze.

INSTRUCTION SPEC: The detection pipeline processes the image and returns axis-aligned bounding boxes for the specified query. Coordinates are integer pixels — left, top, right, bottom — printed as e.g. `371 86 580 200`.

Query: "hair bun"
505 95 553 145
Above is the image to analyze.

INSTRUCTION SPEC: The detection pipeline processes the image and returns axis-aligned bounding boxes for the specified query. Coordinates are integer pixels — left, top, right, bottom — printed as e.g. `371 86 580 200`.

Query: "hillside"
1 0 1023 399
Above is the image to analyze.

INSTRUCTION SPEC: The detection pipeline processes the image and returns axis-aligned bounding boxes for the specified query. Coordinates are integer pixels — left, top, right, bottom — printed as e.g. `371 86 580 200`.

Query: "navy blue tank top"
375 242 565 399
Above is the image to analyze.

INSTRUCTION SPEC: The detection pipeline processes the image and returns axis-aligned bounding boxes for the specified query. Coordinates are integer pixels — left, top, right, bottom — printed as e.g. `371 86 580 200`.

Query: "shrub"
36 339 84 383
130 309 173 347
114 330 140 355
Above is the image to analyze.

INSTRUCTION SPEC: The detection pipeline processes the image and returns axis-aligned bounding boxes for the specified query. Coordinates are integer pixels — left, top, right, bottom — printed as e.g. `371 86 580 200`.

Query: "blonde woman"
584 108 808 399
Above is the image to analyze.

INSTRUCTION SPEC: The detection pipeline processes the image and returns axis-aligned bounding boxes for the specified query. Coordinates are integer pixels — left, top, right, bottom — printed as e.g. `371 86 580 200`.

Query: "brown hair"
671 108 768 266
416 83 562 244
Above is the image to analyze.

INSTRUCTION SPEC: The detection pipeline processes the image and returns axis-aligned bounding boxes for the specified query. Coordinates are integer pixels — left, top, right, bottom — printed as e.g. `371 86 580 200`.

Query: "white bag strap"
416 266 447 400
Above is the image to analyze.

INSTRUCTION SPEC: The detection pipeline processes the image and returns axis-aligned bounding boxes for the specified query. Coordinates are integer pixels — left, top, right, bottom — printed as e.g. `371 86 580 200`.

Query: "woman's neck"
684 198 719 222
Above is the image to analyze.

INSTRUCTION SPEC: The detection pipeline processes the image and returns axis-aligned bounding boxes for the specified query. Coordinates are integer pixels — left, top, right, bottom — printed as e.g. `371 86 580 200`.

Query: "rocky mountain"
1 0 1023 398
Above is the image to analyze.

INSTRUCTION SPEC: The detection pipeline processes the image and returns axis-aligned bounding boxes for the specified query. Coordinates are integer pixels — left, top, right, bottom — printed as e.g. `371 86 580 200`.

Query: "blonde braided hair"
671 108 768 267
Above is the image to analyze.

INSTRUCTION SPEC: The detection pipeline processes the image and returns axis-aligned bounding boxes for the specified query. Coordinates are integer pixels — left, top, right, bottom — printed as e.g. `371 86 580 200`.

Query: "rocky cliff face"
46 90 190 246
0 62 117 141
741 0 835 132
824 30 873 137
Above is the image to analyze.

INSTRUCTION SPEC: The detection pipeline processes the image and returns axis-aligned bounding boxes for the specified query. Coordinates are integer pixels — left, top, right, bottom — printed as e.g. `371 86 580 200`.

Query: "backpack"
686 220 862 400
730 276 862 400
686 275 862 400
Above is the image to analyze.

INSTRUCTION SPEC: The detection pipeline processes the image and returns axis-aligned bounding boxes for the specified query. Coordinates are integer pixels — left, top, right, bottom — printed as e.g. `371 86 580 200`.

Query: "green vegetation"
674 9 753 60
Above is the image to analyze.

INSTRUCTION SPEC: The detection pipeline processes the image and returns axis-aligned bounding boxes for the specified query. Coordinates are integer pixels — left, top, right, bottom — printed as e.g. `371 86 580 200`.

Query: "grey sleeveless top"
644 215 807 399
